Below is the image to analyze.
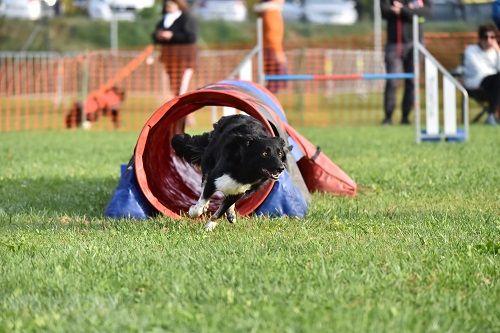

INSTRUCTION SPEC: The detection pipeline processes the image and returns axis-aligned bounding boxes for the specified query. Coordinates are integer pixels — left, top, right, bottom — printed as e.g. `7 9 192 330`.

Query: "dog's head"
231 135 291 181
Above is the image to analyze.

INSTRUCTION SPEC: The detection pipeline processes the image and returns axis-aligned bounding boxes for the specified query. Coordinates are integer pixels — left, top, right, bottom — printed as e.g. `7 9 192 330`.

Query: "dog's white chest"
214 174 252 195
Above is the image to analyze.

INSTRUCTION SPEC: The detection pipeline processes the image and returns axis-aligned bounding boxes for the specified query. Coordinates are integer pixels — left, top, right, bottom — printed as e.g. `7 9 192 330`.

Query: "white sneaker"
485 114 497 126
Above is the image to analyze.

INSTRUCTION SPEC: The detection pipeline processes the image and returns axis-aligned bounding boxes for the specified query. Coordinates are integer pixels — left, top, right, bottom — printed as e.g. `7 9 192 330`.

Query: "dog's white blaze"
214 174 252 195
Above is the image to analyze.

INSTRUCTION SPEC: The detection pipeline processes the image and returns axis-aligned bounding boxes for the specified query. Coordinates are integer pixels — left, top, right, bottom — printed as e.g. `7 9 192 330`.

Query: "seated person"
463 23 500 125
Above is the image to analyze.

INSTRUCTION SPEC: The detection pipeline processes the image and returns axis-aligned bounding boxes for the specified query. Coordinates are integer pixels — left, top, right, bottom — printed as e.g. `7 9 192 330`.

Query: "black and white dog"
171 114 290 231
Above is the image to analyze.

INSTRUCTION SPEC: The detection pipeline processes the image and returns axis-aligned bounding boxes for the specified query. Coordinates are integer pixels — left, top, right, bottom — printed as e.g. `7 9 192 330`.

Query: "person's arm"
169 13 198 44
400 0 432 20
463 45 486 89
380 0 397 20
463 46 476 71
493 38 500 71
151 20 164 44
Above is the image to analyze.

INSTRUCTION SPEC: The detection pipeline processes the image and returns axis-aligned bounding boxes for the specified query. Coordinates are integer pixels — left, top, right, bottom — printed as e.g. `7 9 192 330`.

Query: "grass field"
0 126 499 332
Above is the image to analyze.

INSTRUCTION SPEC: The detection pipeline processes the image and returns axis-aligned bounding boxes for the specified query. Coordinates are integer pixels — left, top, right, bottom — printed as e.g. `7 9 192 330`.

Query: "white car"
283 0 358 25
192 0 247 22
0 0 56 20
73 0 154 21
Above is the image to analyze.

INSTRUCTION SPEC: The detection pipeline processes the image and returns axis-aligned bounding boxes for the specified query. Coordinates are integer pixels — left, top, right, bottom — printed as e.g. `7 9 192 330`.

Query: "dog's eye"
278 151 283 157
261 151 268 157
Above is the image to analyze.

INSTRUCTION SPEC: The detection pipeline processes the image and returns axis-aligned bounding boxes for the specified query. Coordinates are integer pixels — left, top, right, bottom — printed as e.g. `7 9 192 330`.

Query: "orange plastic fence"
0 47 252 131
0 33 482 131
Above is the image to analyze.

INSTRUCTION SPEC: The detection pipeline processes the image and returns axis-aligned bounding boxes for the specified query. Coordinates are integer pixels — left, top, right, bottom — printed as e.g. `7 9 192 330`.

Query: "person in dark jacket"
493 0 500 30
380 0 431 125
152 0 198 97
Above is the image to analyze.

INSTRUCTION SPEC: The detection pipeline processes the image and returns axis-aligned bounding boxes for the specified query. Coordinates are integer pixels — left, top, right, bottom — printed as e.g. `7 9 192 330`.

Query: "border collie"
171 114 290 231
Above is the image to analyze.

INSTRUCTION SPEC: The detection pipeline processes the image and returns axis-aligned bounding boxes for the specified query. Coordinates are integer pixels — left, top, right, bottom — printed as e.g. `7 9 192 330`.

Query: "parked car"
283 0 358 25
73 0 154 21
191 0 247 22
0 0 56 20
429 0 496 22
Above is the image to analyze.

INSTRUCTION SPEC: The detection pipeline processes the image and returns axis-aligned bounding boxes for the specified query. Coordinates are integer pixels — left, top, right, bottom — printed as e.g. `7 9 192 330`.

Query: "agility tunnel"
105 80 357 220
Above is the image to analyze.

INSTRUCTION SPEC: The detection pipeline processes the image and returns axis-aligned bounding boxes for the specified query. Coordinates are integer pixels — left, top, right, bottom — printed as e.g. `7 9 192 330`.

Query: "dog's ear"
227 135 252 163
277 137 292 154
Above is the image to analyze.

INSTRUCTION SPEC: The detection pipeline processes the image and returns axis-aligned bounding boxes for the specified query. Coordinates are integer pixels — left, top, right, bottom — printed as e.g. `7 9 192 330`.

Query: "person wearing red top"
255 0 288 93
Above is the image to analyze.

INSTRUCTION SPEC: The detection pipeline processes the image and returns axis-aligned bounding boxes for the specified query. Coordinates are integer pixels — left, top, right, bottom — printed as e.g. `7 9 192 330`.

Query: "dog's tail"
171 133 210 166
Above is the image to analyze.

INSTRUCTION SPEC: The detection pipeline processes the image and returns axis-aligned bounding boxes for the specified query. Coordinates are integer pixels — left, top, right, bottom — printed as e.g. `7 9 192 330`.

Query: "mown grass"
0 126 499 332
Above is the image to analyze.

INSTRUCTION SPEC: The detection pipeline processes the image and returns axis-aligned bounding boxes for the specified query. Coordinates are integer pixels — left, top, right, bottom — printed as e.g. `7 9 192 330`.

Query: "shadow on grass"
0 176 121 218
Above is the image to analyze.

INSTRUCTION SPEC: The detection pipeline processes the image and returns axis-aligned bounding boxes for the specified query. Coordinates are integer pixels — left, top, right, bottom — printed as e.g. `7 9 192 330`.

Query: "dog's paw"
204 221 218 231
189 201 208 218
188 205 202 218
226 206 237 224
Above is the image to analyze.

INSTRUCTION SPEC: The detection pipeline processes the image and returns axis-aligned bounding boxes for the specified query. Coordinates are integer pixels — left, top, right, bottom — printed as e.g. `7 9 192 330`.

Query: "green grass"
0 127 499 332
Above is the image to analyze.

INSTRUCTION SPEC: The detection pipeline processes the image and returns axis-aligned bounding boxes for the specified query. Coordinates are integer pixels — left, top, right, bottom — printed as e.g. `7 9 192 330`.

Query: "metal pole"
227 45 260 79
373 0 382 58
413 15 421 143
110 15 118 54
463 89 469 142
20 24 44 52
256 18 265 86
80 53 89 118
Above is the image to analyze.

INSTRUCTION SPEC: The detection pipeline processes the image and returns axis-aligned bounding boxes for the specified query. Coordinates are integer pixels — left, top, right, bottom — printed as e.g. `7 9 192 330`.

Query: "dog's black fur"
171 114 290 230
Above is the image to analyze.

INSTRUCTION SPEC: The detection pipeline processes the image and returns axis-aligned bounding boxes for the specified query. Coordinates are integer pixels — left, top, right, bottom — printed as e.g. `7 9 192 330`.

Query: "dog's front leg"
226 203 237 224
204 195 242 231
189 180 215 218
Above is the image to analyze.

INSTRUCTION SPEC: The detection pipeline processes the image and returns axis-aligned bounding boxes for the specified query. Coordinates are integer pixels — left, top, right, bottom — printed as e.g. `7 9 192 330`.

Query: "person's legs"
480 73 500 113
264 49 287 93
479 73 500 125
161 46 182 97
383 44 400 124
401 45 415 124
111 108 120 128
165 63 180 97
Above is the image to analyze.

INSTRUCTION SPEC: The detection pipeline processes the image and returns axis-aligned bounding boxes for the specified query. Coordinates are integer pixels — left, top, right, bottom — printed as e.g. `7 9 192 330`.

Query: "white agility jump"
256 16 470 143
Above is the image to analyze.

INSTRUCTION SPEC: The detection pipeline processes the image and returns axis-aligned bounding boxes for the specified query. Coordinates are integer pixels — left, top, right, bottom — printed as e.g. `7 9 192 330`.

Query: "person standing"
463 23 500 125
254 0 288 93
380 0 431 125
152 0 198 97
493 0 500 30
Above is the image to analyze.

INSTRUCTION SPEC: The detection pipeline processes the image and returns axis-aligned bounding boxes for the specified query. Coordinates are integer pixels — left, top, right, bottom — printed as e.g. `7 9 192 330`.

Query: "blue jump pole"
265 73 415 81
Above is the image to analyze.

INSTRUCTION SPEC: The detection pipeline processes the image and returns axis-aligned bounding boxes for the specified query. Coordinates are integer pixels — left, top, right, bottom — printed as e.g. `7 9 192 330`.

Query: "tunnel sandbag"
104 160 157 219
134 86 286 219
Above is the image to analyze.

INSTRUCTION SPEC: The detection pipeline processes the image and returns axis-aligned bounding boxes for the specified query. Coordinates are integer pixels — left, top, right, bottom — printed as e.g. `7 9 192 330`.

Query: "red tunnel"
134 85 282 219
